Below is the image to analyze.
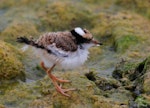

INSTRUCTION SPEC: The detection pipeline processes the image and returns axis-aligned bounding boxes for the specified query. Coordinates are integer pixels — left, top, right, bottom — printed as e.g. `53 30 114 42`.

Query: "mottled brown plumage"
36 31 78 52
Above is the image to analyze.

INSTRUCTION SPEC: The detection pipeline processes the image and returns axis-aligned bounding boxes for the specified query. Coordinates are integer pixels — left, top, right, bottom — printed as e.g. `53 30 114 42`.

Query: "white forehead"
74 27 85 36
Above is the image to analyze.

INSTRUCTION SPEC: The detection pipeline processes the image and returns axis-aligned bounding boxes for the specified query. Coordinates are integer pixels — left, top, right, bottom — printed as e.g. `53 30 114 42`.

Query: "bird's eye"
83 30 87 33
88 37 93 41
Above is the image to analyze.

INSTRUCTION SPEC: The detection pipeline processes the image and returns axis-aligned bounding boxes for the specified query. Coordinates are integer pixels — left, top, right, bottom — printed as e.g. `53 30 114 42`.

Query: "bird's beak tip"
96 43 103 46
99 42 103 45
91 39 103 46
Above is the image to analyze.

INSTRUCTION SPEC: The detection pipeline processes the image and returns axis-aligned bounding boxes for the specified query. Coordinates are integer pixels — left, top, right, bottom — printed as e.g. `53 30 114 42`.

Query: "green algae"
135 96 150 108
114 35 138 52
0 41 25 80
37 1 93 31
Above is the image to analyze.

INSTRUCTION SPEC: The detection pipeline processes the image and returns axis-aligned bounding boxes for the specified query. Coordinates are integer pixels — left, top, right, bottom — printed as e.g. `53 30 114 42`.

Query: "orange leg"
40 62 70 83
40 61 76 97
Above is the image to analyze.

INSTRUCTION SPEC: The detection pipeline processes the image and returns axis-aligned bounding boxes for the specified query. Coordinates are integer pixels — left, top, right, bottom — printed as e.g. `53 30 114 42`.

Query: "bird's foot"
51 75 71 83
40 61 76 97
52 77 75 97
55 84 76 97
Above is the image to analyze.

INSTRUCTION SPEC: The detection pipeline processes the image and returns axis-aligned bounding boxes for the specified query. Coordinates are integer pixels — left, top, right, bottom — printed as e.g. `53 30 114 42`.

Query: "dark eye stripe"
71 29 91 44
83 30 87 33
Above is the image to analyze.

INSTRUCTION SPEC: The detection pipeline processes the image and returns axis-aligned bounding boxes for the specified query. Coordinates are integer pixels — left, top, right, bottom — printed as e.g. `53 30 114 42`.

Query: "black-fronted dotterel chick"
17 27 102 97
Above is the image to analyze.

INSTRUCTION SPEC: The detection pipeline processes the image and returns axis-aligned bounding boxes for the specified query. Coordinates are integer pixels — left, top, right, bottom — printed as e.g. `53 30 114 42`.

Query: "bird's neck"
78 43 94 50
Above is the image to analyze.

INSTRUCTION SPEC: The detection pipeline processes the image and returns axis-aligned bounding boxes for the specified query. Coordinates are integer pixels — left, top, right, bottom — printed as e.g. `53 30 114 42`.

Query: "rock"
113 56 150 107
135 96 150 108
95 77 120 91
112 60 138 81
142 57 150 93
92 11 150 60
0 21 38 44
0 71 129 108
0 41 25 81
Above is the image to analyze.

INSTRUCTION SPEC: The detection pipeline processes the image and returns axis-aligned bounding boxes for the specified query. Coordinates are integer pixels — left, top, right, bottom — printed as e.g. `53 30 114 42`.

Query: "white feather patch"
47 44 69 57
75 27 85 36
21 45 29 52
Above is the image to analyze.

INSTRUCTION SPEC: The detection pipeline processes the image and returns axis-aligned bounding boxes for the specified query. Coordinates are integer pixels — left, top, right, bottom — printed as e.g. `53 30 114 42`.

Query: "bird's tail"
17 37 53 54
17 37 35 52
17 37 35 45
17 36 44 49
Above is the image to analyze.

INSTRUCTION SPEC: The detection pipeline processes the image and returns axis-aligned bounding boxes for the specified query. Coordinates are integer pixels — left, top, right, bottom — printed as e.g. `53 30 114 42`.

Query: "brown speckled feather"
36 31 78 52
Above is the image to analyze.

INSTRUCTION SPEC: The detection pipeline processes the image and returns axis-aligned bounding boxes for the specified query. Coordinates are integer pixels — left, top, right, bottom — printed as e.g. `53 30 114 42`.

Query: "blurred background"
0 0 150 108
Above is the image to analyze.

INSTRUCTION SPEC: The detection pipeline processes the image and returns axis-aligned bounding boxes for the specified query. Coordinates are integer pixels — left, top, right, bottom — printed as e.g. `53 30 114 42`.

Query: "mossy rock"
0 0 47 9
143 74 150 94
0 40 25 80
0 71 128 108
135 95 150 108
0 21 39 44
113 57 150 83
91 13 113 39
92 11 150 56
110 12 149 54
142 57 150 93
37 1 93 31
113 35 138 53
128 56 150 94
112 61 138 81
95 77 121 91
116 0 150 18
113 56 150 107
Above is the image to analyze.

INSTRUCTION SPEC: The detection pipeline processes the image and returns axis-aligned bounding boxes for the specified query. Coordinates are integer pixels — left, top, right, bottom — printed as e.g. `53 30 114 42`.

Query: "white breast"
34 47 89 70
60 48 89 69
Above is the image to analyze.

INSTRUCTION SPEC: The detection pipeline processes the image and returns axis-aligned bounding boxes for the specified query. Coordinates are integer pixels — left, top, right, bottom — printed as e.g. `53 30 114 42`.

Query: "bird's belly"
60 49 89 69
34 48 89 70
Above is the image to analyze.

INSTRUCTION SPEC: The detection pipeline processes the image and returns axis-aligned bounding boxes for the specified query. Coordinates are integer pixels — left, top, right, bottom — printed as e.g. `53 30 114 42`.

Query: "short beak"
91 39 103 46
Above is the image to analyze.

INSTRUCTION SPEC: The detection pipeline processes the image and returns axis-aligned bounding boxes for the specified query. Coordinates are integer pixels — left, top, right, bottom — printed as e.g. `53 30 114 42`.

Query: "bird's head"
71 27 102 48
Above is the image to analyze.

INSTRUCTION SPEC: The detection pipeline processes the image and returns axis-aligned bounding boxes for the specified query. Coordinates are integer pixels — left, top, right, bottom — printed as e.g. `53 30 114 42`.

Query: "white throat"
81 43 95 49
